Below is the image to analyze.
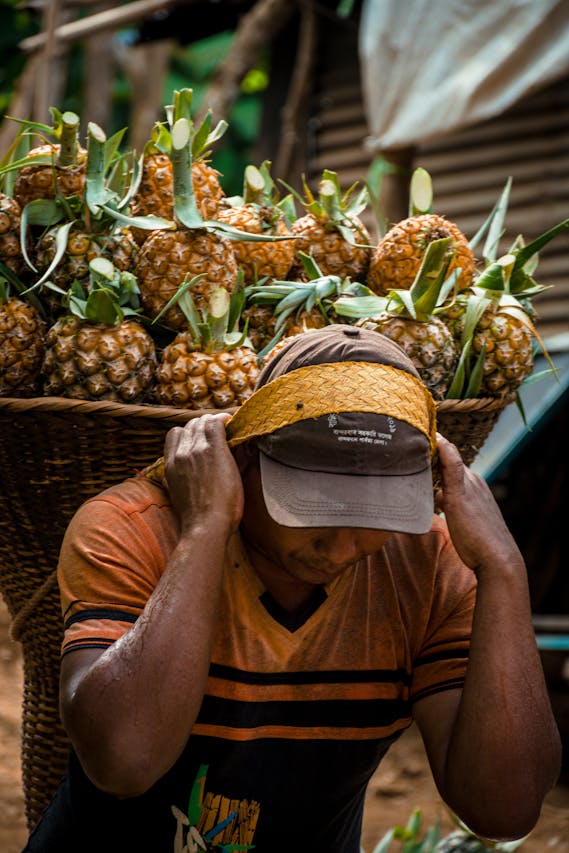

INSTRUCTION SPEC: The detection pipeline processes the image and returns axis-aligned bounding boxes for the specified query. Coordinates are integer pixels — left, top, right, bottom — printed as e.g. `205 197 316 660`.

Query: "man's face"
239 451 392 587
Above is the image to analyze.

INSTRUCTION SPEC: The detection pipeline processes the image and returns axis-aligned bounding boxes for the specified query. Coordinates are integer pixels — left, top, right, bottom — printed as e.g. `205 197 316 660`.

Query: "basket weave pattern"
0 393 509 830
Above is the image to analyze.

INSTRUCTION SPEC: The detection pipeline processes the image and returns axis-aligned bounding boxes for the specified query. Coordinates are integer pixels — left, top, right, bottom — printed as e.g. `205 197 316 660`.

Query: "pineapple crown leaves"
152 269 249 352
65 257 142 326
469 176 569 293
246 250 356 325
160 282 249 354
280 170 370 245
165 117 293 246
224 160 291 229
0 258 45 317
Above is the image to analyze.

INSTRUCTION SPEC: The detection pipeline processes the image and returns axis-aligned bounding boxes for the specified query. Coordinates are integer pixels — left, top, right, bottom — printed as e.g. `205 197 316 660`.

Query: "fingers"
436 432 466 494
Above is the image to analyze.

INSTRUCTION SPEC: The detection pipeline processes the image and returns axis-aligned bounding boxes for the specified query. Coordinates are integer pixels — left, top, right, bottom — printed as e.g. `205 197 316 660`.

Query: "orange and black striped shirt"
51 475 476 852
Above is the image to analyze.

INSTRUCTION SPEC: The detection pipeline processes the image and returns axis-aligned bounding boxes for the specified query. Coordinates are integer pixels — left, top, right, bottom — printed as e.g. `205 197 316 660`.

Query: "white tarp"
359 0 569 151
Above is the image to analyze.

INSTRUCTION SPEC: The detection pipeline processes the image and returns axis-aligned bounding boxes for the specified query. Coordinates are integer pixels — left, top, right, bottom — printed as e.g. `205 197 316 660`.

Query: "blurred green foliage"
0 7 267 196
0 0 39 117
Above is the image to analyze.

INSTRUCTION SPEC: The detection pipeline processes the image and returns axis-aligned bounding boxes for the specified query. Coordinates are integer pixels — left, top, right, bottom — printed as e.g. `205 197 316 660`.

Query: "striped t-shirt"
48 475 476 852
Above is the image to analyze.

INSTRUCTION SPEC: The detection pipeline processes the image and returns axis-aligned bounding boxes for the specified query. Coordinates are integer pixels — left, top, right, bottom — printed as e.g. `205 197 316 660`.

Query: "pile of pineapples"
1 88 566 410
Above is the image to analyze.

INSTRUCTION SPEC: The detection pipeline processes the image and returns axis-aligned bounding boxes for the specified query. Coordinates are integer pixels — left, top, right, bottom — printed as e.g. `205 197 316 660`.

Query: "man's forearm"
64 521 230 796
443 559 561 840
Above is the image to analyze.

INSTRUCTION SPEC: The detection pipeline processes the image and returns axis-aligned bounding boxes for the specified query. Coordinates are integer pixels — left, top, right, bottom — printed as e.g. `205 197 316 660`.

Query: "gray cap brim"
259 450 434 534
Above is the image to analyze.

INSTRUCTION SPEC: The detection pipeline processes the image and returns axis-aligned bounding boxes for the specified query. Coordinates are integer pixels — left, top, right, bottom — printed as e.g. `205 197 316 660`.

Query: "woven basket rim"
0 394 513 418
0 395 237 422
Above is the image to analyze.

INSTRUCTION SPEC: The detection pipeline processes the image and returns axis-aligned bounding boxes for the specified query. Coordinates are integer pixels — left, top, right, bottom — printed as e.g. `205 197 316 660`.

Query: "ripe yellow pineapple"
42 257 157 402
155 287 259 410
367 168 475 295
0 281 46 397
335 237 459 400
134 103 284 330
216 161 295 284
287 170 372 280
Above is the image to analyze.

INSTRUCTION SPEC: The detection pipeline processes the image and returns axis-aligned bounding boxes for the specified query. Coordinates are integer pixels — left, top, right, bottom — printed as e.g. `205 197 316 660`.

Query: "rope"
10 569 59 642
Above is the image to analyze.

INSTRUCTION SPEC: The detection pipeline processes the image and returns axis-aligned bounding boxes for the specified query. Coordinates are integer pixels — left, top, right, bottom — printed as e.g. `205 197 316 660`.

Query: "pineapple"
367 168 475 295
0 193 24 276
243 251 358 355
442 207 569 400
29 121 139 319
216 161 295 283
10 110 87 209
155 286 259 410
42 257 157 403
130 97 226 245
134 95 280 331
335 238 459 400
286 170 372 280
0 279 46 397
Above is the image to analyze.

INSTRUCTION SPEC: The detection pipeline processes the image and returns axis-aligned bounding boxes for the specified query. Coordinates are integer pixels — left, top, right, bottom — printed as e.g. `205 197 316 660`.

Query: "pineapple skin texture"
0 194 24 276
289 213 371 281
12 143 87 208
134 229 239 330
0 298 46 397
216 205 295 284
359 315 459 401
156 333 259 409
444 299 534 399
367 214 475 295
42 316 157 403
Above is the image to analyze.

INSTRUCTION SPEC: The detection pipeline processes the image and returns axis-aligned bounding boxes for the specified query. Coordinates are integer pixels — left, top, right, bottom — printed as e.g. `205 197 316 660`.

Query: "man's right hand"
164 412 244 536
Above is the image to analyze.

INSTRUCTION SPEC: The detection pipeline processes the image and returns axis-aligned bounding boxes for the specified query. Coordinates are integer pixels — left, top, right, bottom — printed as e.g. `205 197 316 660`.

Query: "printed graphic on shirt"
172 764 260 851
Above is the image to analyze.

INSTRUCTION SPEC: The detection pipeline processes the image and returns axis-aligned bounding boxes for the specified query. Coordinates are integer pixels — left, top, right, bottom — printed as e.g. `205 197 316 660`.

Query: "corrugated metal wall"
303 14 569 342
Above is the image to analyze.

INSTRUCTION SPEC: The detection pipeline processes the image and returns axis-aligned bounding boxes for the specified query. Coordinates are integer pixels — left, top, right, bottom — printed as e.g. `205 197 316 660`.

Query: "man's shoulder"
83 474 171 518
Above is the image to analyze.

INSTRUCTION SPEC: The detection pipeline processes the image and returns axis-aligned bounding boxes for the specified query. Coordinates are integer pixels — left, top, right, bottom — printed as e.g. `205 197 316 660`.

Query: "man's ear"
233 441 258 476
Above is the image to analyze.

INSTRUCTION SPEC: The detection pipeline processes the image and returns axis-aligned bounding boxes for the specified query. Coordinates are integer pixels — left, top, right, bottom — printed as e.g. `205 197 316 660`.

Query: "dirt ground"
1 597 568 853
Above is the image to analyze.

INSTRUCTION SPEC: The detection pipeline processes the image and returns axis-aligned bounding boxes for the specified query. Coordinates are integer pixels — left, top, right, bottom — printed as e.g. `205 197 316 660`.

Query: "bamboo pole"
19 0 184 53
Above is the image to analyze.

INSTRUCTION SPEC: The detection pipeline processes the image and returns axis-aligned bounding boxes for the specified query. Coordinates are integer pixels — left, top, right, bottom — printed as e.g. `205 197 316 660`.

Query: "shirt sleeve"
410 530 477 703
57 479 176 657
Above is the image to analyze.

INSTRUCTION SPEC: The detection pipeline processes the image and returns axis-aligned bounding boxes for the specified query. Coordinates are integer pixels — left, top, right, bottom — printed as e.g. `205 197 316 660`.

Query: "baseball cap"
250 324 436 534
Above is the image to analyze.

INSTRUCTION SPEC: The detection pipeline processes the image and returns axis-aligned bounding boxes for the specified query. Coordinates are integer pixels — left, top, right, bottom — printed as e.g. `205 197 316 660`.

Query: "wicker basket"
0 392 510 831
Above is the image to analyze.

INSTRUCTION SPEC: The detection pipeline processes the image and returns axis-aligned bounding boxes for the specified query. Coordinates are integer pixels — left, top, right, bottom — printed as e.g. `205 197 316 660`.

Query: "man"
24 324 560 852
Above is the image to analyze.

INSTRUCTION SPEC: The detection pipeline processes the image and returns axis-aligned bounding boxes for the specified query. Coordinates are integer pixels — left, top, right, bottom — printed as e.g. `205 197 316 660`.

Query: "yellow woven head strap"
226 362 437 456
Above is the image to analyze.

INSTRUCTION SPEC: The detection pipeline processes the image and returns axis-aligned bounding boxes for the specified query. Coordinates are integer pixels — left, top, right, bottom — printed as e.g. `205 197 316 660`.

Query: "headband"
143 362 437 485
226 362 437 455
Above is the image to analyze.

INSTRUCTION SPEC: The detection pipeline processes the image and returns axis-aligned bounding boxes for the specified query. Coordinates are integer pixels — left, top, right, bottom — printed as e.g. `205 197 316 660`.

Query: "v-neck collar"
229 533 352 634
258 586 328 632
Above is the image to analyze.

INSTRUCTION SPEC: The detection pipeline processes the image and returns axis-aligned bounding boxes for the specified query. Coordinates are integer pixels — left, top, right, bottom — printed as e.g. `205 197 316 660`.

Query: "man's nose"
319 529 360 566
